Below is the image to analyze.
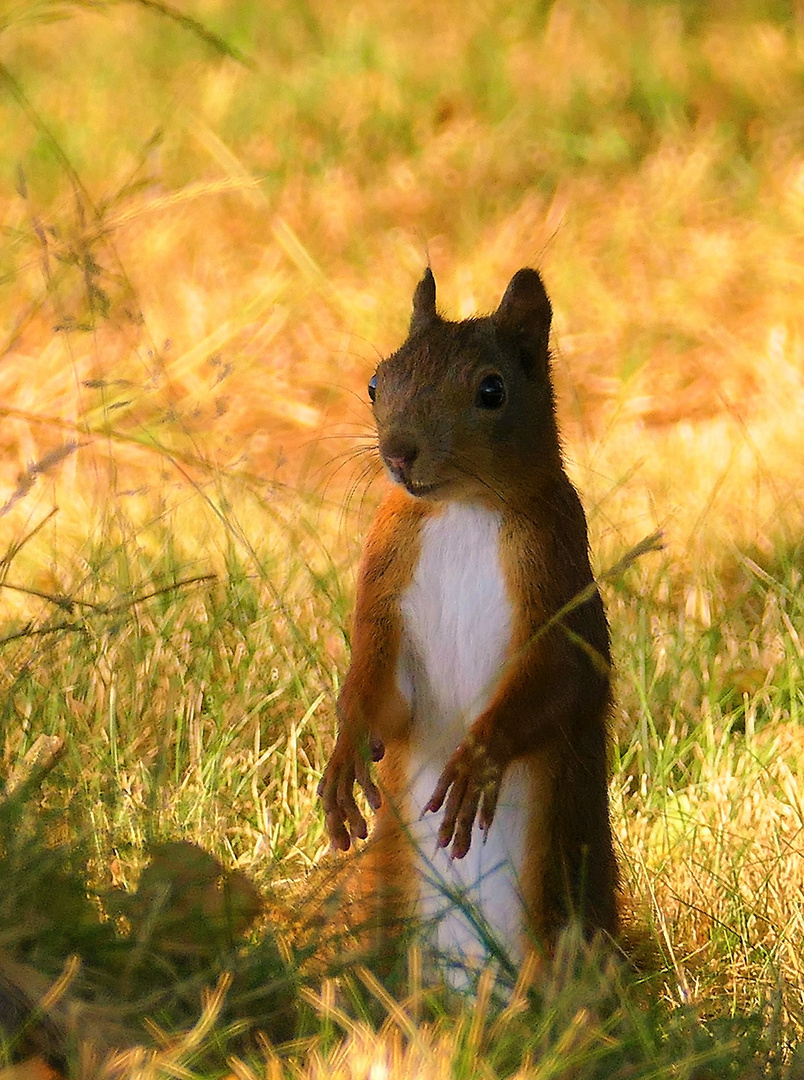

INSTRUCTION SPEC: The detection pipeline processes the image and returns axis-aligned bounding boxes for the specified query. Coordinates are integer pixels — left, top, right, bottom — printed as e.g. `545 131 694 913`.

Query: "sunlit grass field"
0 0 803 1076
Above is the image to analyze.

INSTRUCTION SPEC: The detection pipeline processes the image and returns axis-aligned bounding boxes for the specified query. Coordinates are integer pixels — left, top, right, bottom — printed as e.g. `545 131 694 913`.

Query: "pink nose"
382 437 419 479
386 453 413 474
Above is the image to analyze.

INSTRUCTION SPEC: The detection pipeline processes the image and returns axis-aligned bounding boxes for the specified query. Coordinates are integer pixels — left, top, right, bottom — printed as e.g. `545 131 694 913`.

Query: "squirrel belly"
394 502 539 965
408 755 535 967
398 503 512 750
318 266 618 971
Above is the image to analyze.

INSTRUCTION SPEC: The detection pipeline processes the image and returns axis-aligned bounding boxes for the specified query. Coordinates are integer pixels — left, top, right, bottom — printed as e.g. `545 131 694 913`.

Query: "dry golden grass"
1 0 803 1073
1 3 802 578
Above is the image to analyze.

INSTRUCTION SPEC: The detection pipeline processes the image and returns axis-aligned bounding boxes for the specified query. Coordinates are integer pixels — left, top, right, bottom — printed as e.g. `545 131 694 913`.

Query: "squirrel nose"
382 437 418 480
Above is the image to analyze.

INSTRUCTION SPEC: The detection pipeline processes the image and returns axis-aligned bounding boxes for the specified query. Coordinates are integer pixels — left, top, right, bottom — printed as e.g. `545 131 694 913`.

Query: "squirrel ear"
493 268 552 372
410 267 438 334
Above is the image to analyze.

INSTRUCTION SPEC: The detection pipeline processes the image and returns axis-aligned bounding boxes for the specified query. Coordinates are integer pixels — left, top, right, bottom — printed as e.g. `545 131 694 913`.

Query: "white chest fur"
396 503 531 967
398 502 513 749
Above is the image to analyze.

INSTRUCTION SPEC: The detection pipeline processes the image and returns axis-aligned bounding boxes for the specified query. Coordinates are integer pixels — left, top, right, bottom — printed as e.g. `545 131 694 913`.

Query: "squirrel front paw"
423 734 506 860
317 735 384 851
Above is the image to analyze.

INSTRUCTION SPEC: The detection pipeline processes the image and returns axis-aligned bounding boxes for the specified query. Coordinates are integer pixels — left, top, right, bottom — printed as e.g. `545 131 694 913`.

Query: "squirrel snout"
382 437 419 482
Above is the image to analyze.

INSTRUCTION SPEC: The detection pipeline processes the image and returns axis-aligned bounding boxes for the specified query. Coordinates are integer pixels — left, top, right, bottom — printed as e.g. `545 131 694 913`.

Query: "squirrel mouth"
403 479 441 499
382 455 442 498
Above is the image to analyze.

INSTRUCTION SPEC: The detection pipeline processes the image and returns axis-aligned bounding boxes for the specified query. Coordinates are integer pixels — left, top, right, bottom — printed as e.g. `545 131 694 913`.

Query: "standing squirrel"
318 267 618 969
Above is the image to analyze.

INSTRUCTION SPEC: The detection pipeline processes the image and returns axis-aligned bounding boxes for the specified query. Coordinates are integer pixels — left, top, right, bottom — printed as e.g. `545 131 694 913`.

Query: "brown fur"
318 267 618 966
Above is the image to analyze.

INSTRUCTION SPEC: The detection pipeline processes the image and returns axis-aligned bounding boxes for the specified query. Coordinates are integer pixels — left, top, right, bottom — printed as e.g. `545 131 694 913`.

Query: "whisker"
315 444 378 500
345 455 382 508
340 456 383 536
303 431 376 441
330 384 375 411
302 434 376 464
356 457 384 518
332 336 384 365
294 429 376 456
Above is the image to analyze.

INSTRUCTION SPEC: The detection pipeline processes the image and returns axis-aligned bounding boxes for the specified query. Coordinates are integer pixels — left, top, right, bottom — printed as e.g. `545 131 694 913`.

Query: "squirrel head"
369 268 561 506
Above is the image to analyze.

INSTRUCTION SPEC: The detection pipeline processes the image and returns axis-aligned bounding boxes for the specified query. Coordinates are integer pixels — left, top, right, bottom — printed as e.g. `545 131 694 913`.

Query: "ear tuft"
410 267 438 334
492 268 552 371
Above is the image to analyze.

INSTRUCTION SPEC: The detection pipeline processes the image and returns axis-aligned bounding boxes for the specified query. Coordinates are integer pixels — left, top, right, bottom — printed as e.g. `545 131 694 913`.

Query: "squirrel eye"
368 374 377 403
476 373 506 409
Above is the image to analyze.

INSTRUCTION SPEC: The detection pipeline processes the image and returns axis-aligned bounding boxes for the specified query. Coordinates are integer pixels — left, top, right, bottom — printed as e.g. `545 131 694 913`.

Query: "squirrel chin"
398 479 443 500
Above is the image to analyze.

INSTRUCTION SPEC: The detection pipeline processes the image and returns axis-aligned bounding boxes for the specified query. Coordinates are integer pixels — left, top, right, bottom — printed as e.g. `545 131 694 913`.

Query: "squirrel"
318 267 618 971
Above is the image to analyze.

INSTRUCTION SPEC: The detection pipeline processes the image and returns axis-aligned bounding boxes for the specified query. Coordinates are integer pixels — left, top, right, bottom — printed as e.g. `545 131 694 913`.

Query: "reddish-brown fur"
318 267 618 963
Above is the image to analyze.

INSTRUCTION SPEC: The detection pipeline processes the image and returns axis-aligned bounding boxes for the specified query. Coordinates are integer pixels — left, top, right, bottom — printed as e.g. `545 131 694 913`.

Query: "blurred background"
0 5 803 1051
1 0 802 592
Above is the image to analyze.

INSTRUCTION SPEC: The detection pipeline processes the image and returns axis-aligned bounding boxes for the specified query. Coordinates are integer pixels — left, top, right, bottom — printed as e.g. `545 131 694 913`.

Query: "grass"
0 0 803 1075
